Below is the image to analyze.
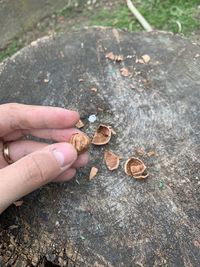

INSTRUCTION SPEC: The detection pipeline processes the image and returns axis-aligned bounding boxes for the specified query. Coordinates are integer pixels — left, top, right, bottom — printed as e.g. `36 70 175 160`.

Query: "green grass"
0 0 199 63
89 0 200 35
0 39 22 62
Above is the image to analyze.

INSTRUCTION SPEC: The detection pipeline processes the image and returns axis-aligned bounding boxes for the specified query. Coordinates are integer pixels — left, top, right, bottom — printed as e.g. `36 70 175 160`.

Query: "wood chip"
106 52 115 61
142 54 151 63
91 87 97 92
104 150 120 171
13 200 24 207
106 52 124 62
92 124 112 145
135 148 145 156
147 150 156 157
89 167 98 180
120 67 130 77
75 120 84 129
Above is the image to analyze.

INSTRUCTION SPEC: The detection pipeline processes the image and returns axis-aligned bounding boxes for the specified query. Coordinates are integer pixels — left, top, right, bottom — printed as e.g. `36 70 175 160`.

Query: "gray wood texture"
0 27 200 267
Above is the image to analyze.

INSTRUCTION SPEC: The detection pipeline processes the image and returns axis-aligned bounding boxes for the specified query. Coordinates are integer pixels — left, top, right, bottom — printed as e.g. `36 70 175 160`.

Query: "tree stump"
0 27 200 267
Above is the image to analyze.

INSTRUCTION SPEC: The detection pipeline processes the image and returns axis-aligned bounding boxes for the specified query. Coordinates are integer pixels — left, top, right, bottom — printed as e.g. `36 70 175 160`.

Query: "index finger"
0 103 80 137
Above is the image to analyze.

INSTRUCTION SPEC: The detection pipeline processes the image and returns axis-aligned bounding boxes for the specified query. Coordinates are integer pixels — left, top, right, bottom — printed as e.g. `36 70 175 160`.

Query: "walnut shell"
104 150 120 171
124 157 148 179
92 124 112 145
69 133 90 154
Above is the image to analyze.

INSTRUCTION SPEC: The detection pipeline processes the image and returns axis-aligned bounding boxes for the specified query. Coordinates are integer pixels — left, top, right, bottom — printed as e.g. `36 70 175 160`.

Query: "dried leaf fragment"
104 150 120 171
124 157 148 179
70 133 90 154
89 167 98 180
13 200 24 207
92 124 112 145
120 67 130 77
75 120 84 129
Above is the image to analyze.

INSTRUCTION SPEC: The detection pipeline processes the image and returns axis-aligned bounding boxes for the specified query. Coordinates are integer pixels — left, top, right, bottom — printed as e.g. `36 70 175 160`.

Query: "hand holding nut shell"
69 133 90 154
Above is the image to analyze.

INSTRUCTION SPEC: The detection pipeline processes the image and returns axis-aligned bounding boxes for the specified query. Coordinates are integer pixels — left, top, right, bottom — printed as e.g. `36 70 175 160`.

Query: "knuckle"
26 154 47 185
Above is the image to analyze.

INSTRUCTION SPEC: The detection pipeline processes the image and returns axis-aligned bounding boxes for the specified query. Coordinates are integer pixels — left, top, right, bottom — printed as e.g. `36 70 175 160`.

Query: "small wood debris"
43 78 49 83
105 52 124 62
97 107 103 112
142 54 151 63
104 150 120 171
13 200 24 207
91 87 97 92
92 124 112 145
135 148 145 156
120 67 130 77
75 120 85 129
69 133 90 154
89 167 98 180
147 150 156 157
136 54 151 64
124 157 148 179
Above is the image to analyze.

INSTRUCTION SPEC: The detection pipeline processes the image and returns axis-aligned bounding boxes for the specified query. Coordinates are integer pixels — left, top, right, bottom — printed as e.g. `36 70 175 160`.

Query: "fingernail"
53 144 77 168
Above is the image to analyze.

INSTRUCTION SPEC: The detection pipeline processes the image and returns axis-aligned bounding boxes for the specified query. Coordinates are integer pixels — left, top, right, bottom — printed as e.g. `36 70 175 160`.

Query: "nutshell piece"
89 167 98 180
133 170 149 179
69 133 90 154
75 120 84 129
104 150 120 171
92 124 112 145
124 157 148 179
13 200 24 207
120 67 130 77
105 52 124 62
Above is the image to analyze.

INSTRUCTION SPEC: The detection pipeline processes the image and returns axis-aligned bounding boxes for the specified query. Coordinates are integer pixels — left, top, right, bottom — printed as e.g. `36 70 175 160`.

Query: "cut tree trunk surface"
0 27 200 267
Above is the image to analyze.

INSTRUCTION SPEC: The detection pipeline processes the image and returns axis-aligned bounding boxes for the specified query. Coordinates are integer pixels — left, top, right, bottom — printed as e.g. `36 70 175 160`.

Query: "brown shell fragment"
124 157 147 179
75 120 84 129
105 52 124 62
92 124 112 145
133 170 149 179
13 200 24 207
69 133 90 154
106 52 115 61
89 167 98 180
104 150 120 171
120 67 130 77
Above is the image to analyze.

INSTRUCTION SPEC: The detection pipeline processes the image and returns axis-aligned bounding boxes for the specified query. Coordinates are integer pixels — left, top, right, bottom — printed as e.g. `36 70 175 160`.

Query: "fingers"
52 168 77 182
3 128 81 142
0 140 89 169
0 143 77 213
0 103 79 137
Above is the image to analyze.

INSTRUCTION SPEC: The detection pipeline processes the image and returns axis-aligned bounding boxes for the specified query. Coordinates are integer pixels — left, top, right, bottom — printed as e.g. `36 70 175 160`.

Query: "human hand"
0 103 89 213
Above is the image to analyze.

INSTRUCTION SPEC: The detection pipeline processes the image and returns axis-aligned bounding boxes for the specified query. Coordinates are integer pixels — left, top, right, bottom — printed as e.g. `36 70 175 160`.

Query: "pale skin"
0 103 89 214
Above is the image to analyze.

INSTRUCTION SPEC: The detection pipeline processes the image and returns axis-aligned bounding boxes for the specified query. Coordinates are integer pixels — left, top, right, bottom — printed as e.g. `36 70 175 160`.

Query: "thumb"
0 143 77 213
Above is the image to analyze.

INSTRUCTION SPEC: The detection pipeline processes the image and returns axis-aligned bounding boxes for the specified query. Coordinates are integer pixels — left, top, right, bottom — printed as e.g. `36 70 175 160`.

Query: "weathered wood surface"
0 27 200 267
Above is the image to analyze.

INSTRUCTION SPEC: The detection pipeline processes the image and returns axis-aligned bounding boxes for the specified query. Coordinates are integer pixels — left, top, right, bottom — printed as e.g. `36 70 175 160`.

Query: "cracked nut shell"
104 150 120 171
92 124 112 145
69 133 90 154
124 157 148 179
